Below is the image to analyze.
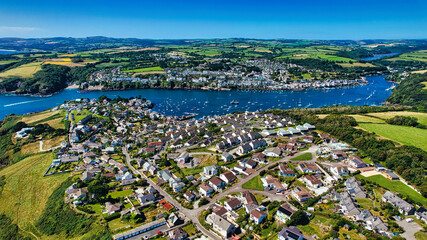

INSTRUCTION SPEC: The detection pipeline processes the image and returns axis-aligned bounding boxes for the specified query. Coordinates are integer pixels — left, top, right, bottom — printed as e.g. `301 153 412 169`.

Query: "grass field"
357 123 427 151
356 174 426 205
338 62 376 68
108 189 133 199
365 111 427 126
242 176 264 191
348 114 386 123
422 82 427 90
291 152 313 161
122 66 164 73
415 231 427 240
0 60 18 65
0 153 69 233
387 50 427 62
0 62 42 78
298 213 338 238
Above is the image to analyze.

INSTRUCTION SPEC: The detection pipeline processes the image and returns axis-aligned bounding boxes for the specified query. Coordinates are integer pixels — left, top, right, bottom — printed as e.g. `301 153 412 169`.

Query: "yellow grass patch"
338 62 376 67
366 111 427 126
412 69 427 74
0 62 42 78
42 135 66 150
21 110 61 124
193 154 218 166
317 114 328 119
19 141 40 155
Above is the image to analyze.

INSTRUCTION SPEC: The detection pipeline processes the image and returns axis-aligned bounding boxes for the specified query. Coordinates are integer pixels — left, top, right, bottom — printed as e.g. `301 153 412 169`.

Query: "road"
123 145 319 240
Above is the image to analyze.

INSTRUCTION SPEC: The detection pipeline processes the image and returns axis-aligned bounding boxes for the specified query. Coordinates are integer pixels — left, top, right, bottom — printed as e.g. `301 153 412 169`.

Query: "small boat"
230 100 239 105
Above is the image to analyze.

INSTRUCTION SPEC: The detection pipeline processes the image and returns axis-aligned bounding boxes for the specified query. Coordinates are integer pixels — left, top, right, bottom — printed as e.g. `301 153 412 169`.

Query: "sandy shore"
65 84 80 89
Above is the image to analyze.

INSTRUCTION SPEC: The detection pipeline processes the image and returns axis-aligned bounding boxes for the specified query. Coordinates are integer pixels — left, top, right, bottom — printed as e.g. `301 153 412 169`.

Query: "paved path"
123 146 318 240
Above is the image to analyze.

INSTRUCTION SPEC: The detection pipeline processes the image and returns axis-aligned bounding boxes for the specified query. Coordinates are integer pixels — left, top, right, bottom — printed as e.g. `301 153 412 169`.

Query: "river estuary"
0 75 394 119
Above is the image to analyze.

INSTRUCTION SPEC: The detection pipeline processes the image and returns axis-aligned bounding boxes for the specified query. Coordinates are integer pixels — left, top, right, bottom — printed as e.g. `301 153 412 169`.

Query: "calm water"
361 53 398 61
0 75 393 119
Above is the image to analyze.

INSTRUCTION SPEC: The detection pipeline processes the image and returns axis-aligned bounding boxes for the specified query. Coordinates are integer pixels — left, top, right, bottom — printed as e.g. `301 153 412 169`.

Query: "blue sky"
0 0 426 39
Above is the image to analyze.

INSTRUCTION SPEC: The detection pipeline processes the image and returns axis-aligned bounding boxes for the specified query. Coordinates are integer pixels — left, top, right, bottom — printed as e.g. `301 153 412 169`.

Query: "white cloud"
0 26 40 32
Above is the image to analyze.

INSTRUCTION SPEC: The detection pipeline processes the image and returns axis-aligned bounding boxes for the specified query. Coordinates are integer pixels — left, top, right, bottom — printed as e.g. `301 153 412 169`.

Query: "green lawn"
122 66 164 73
358 123 427 151
182 223 198 236
291 152 313 161
298 214 339 238
108 189 133 199
0 62 43 78
356 174 426 205
242 176 264 191
86 203 104 215
415 231 427 240
356 198 374 210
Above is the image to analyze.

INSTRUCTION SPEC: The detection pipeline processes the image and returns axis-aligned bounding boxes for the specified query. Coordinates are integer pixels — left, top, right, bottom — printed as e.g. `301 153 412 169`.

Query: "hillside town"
87 57 369 91
16 97 425 240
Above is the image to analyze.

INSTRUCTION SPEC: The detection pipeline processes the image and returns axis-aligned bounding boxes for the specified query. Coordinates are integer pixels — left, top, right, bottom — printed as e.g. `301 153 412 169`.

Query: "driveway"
395 218 422 240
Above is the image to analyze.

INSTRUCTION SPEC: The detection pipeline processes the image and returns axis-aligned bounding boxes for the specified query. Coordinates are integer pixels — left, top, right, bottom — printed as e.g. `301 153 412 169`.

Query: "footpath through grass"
356 174 426 205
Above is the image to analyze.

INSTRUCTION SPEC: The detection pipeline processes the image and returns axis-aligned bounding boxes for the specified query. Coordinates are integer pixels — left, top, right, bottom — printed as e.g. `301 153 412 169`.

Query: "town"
10 96 425 240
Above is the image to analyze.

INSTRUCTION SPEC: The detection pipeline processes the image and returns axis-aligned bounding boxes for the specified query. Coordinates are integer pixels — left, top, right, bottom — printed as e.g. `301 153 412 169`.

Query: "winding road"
123 145 318 240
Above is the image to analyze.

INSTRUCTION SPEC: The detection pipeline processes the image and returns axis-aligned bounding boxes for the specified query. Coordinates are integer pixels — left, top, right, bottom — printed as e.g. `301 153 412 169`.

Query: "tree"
287 210 309 226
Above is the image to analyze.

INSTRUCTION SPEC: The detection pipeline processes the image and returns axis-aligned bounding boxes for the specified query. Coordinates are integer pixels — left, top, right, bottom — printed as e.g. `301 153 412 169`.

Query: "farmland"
0 153 70 235
387 50 427 62
364 111 427 126
122 66 164 73
357 123 427 151
0 62 42 78
356 174 426 205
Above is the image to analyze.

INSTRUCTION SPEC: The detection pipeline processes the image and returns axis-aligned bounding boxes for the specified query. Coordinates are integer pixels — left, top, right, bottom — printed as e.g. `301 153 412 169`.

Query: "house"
220 171 237 184
384 171 399 180
345 177 367 199
278 226 307 240
199 182 214 197
382 191 415 215
415 207 427 224
158 169 173 181
252 152 267 163
339 192 360 216
303 123 316 131
104 202 122 215
221 152 233 162
172 182 186 193
206 213 237 238
262 129 276 136
250 209 267 224
168 227 188 240
242 191 258 205
348 155 367 168
213 205 228 217
137 193 156 204
303 175 323 188
81 171 95 181
331 166 349 177
225 197 242 211
278 129 292 137
263 147 282 157
298 163 320 173
279 163 295 177
184 191 196 202
331 150 347 160
276 203 296 223
261 175 285 192
292 186 312 202
209 176 226 191
238 144 252 154
244 159 258 169
204 165 219 177
176 152 190 163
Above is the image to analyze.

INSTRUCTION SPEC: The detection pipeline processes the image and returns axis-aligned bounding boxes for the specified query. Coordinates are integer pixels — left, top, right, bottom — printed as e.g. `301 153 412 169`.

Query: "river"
361 53 398 61
0 75 394 119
